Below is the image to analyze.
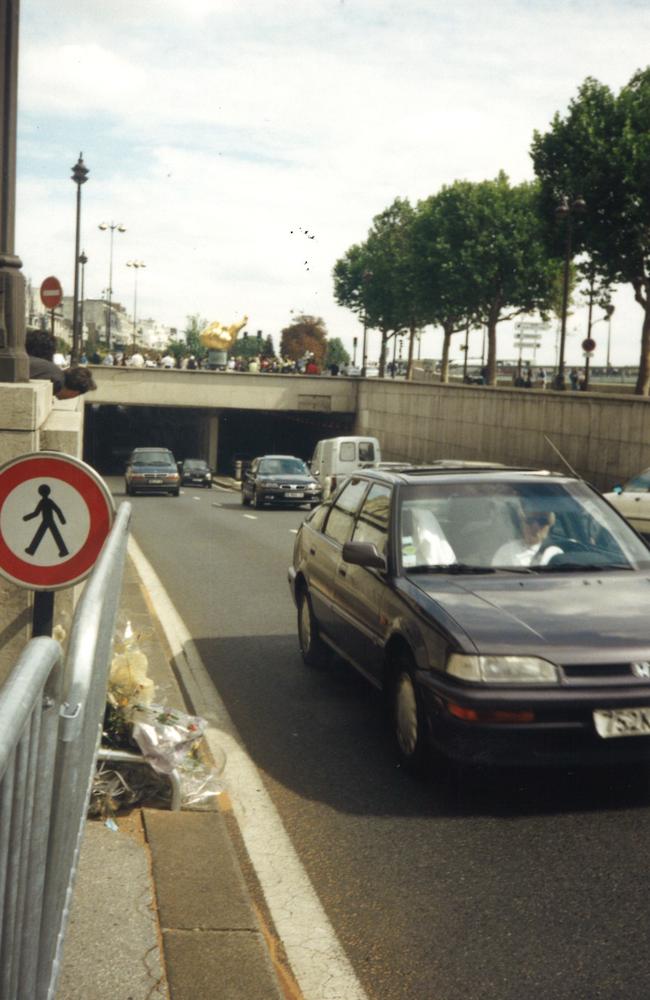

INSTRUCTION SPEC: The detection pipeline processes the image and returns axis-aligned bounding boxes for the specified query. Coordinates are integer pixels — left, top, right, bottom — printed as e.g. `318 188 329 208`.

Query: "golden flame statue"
199 315 248 351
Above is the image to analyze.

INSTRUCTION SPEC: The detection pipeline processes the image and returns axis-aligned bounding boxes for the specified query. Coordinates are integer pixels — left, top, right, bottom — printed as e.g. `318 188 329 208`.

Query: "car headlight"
447 654 559 684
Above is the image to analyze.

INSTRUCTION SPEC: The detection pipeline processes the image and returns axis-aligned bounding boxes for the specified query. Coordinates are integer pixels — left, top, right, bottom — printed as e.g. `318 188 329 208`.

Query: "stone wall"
355 380 650 492
0 383 85 683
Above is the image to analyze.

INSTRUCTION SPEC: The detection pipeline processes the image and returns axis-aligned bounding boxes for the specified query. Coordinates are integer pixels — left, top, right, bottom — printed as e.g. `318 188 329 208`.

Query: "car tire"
125 481 132 496
297 589 329 668
241 489 250 506
253 489 263 509
171 488 180 496
390 652 429 774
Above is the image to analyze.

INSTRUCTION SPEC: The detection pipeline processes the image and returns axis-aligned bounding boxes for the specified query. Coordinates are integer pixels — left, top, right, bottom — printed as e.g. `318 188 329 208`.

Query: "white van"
309 436 381 498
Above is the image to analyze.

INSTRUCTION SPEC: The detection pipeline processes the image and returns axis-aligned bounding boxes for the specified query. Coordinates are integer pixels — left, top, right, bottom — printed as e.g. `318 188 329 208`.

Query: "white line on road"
128 538 370 1000
290 529 298 534
211 502 223 508
242 513 257 520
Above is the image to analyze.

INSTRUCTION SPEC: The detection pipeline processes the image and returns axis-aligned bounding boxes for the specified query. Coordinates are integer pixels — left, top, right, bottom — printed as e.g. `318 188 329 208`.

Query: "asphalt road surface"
110 478 650 1000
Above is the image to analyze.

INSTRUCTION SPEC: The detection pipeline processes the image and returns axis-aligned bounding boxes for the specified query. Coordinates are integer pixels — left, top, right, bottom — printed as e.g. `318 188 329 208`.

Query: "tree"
231 334 261 360
531 70 650 394
411 189 479 382
184 314 208 362
333 199 424 378
419 175 556 386
324 337 350 369
280 314 328 364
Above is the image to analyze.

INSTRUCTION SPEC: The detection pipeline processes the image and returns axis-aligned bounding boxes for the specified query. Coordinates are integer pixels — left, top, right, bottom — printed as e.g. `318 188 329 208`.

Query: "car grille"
561 662 647 686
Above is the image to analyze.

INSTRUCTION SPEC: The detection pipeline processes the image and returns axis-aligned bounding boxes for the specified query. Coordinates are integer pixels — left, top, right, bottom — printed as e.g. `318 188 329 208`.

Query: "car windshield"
623 471 650 492
184 460 206 470
259 458 308 476
399 478 650 574
133 451 174 466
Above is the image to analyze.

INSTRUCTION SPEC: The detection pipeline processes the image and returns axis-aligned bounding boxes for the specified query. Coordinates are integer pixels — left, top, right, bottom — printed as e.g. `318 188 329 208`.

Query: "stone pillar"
206 413 219 472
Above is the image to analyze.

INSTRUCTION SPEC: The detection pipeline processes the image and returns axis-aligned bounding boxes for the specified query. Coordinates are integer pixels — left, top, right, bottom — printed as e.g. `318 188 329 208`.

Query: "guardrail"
0 500 131 1000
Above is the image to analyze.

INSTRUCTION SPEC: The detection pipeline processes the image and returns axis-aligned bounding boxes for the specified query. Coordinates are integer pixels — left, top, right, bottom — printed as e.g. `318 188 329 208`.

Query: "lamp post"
605 305 615 371
70 154 89 364
553 194 586 389
0 0 29 382
98 220 126 350
78 249 88 355
126 260 146 349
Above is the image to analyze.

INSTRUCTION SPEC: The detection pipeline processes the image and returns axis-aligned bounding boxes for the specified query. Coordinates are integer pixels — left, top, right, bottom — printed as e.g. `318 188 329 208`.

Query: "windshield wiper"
407 563 498 575
533 562 633 573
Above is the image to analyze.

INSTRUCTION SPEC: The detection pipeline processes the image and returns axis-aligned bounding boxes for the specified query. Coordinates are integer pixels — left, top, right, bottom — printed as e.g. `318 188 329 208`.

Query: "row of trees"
333 68 650 394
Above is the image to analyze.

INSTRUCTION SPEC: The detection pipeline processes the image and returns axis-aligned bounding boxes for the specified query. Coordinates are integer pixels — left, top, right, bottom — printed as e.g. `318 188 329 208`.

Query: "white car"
604 469 650 538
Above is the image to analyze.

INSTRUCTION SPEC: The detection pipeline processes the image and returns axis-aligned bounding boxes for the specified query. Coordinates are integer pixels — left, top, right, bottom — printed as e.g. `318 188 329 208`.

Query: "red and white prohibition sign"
0 452 114 590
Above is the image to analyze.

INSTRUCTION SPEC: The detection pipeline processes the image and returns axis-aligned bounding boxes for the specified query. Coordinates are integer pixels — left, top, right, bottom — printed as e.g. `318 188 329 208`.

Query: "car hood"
410 573 650 662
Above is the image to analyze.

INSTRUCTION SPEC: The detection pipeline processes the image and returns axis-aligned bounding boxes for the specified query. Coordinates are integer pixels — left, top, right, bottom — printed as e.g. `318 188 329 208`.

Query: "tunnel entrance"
83 405 354 475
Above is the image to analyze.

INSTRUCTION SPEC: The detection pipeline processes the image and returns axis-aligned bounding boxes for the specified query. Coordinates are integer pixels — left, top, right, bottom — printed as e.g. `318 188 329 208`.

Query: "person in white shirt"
492 510 562 567
161 353 175 368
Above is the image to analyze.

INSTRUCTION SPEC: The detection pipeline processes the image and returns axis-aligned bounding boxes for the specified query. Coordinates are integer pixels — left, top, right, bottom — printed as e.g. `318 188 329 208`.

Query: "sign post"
0 452 114 635
39 276 63 341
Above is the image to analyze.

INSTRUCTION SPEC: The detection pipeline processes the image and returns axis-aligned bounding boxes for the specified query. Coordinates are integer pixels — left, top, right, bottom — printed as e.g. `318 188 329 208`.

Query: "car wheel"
253 489 263 509
391 652 429 773
125 481 132 496
297 589 329 667
241 489 250 506
171 488 180 496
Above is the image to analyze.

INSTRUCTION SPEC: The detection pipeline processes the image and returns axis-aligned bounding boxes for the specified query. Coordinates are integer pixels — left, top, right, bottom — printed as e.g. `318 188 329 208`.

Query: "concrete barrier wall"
356 380 650 492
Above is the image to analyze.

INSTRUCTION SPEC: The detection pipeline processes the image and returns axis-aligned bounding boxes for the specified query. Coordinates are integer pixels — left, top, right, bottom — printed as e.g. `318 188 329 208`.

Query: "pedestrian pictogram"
23 484 69 558
0 452 114 590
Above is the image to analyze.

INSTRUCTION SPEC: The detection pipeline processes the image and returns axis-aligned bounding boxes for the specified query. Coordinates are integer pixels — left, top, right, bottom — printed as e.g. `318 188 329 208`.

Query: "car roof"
256 454 305 460
349 463 574 486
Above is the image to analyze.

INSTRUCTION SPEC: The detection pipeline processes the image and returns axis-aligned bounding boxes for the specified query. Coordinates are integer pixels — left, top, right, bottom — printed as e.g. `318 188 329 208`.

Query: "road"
109 478 650 1000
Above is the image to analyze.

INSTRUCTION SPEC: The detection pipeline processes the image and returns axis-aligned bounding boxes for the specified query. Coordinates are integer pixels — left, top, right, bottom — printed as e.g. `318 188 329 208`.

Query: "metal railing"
0 500 131 1000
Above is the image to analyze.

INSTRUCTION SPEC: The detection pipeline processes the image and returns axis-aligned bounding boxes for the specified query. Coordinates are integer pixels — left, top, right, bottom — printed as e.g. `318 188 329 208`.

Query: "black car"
125 447 180 496
179 458 213 488
288 464 650 772
242 455 322 509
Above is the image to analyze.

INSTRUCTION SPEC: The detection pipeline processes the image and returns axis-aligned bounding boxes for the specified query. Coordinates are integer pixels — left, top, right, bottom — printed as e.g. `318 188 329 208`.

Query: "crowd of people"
87 349 327 374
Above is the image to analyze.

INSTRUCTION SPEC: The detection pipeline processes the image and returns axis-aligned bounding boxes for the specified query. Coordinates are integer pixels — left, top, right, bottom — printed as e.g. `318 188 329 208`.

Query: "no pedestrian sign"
39 276 63 310
0 453 114 591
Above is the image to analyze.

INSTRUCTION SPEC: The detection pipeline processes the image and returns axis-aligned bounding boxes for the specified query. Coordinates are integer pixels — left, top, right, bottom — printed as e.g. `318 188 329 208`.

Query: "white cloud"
14 0 650 365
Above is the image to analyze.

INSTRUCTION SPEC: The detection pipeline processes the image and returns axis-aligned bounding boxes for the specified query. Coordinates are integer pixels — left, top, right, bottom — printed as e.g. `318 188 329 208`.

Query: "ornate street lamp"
98 220 126 349
126 260 146 348
70 154 89 364
553 194 586 389
78 250 88 355
360 269 373 378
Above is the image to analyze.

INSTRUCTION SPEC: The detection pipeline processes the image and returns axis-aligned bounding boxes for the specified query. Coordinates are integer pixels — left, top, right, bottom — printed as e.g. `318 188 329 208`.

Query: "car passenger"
402 506 456 567
491 508 563 567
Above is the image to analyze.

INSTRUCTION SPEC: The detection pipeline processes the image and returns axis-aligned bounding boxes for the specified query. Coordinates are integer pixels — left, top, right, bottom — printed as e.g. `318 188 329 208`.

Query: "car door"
335 483 391 680
244 459 258 501
312 478 370 641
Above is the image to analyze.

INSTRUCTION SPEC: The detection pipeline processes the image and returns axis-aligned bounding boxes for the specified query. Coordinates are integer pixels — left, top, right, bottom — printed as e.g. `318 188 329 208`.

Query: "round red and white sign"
0 452 114 590
39 276 63 310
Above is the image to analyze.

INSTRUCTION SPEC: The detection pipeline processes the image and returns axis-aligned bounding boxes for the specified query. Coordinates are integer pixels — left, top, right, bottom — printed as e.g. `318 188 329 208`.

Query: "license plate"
593 708 650 739
148 478 163 485
291 492 304 498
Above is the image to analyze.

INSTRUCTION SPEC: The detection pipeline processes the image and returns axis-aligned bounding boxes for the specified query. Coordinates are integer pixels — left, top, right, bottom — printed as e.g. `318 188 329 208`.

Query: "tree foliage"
280 314 328 363
324 337 350 368
183 314 209 361
532 70 650 393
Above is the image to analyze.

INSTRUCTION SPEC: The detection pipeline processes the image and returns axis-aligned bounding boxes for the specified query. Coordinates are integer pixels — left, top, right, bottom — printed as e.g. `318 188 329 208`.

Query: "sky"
13 0 650 368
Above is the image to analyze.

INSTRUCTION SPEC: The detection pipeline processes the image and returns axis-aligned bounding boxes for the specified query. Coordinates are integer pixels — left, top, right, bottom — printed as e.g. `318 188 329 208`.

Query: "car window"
398 479 650 572
624 471 650 492
259 458 308 475
358 441 375 463
132 450 174 466
339 442 356 462
324 478 369 545
352 484 391 555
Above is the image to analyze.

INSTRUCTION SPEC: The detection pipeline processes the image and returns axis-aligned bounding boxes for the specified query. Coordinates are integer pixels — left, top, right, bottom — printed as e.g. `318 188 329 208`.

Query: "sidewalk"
56 547 287 1000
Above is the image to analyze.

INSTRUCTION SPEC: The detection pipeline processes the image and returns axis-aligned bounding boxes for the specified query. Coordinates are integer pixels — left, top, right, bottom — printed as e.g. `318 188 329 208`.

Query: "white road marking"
128 538 369 1000
211 502 223 508
290 529 298 534
243 513 257 520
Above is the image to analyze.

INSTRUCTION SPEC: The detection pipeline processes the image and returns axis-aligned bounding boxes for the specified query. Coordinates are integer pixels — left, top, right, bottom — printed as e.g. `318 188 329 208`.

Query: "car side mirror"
342 540 386 571
312 468 320 476
612 484 623 495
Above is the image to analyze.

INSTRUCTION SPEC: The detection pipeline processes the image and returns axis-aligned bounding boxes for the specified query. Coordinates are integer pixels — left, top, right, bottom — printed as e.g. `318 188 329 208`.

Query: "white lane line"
290 529 298 534
211 502 223 508
243 513 257 520
128 538 369 1000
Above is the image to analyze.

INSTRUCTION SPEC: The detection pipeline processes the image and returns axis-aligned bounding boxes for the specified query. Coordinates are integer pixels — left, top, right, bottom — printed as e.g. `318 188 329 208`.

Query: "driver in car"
492 508 563 567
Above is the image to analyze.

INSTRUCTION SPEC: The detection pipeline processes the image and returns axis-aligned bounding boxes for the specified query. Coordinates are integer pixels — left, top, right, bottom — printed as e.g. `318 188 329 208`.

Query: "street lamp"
70 154 89 364
553 194 586 389
98 220 126 350
126 260 146 349
78 250 88 355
